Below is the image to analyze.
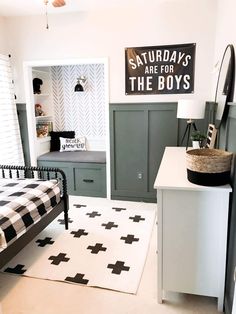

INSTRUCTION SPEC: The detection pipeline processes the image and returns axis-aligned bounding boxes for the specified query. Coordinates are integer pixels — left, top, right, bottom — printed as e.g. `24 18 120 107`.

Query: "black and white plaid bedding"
0 178 61 251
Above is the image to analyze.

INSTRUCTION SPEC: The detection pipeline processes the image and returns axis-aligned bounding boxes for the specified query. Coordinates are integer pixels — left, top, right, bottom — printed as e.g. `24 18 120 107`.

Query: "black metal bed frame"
0 164 69 268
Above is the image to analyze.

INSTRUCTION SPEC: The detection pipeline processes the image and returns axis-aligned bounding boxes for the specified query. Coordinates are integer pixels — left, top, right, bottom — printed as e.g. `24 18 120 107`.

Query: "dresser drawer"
74 164 106 197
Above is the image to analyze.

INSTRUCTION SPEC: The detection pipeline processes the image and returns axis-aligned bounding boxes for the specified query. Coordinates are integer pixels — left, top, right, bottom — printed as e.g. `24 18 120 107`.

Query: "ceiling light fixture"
44 0 66 30
44 0 49 29
52 0 66 8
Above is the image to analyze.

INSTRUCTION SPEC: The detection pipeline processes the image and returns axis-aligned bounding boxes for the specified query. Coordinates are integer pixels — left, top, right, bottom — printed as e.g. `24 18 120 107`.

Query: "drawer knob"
83 179 94 183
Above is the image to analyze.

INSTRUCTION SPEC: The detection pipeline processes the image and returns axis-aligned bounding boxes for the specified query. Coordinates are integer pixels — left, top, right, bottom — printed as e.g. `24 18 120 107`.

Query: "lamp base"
180 121 197 150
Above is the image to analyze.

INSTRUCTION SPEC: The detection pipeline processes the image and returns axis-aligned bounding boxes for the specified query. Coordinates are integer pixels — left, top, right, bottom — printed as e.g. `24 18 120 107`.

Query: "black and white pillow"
59 137 87 152
50 131 75 151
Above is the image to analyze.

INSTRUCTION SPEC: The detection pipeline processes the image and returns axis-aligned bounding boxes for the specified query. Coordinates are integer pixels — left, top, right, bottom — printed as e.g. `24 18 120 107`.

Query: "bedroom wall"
213 0 236 102
0 17 7 54
3 0 217 104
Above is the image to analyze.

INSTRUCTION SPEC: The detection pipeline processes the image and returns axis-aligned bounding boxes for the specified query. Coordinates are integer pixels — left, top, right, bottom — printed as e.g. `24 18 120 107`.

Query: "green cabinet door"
110 103 178 202
112 109 147 194
148 106 178 197
73 163 106 197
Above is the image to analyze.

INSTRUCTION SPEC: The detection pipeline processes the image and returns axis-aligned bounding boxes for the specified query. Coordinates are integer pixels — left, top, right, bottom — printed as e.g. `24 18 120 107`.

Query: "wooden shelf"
35 115 53 120
32 69 49 75
34 93 49 97
37 136 51 143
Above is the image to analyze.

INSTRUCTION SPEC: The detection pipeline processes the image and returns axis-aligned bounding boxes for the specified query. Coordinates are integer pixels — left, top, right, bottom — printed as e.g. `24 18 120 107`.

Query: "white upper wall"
0 17 7 53
3 0 217 103
214 0 236 101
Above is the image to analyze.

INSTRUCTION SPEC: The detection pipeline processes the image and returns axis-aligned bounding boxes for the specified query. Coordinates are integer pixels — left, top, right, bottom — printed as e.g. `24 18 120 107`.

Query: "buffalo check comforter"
0 178 61 251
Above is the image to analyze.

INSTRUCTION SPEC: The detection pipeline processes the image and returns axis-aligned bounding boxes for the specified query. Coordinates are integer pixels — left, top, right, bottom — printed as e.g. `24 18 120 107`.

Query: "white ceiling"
0 0 167 17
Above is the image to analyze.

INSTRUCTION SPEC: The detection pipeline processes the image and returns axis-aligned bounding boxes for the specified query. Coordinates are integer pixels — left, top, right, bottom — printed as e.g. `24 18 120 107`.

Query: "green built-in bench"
37 151 106 197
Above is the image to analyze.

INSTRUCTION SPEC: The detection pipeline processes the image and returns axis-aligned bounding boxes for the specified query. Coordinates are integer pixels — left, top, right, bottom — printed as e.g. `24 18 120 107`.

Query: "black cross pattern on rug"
86 211 101 218
3 182 18 187
58 217 73 225
107 261 130 275
71 229 88 238
120 234 139 244
48 253 70 265
73 204 87 208
0 200 10 206
129 215 145 223
112 207 126 212
10 191 25 197
101 221 118 230
87 243 107 254
36 237 54 247
4 264 27 274
65 273 89 285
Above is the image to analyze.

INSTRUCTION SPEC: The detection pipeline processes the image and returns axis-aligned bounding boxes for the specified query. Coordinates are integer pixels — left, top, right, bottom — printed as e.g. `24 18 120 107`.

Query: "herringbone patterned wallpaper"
51 64 106 140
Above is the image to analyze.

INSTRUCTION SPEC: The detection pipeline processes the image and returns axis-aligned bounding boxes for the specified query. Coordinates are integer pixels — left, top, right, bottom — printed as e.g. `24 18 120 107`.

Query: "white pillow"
59 137 87 152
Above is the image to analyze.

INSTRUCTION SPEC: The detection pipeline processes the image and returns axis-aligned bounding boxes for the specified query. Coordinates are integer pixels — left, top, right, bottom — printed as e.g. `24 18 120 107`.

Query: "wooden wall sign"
125 43 196 95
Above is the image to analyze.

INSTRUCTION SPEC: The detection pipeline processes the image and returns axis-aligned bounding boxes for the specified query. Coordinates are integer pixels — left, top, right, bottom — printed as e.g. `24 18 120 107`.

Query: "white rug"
1 196 156 294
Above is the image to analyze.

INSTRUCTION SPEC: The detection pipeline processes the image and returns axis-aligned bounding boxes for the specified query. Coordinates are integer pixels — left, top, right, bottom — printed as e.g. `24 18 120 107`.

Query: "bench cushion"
37 151 106 164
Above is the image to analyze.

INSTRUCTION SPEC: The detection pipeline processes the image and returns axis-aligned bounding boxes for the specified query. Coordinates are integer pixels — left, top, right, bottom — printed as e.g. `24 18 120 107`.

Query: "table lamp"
177 99 205 149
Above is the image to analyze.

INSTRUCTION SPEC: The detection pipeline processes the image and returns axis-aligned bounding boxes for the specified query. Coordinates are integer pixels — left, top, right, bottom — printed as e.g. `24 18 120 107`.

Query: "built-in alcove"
51 64 106 150
23 58 110 197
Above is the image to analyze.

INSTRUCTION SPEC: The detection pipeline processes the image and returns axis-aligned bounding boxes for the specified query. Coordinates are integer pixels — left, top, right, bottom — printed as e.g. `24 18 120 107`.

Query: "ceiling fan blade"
52 0 66 7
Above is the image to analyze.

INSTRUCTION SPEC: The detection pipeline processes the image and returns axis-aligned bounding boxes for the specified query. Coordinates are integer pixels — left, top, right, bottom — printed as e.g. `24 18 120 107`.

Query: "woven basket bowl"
186 148 233 186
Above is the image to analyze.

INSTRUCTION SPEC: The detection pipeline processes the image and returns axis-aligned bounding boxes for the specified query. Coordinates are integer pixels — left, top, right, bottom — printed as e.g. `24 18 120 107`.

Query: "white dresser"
154 147 232 312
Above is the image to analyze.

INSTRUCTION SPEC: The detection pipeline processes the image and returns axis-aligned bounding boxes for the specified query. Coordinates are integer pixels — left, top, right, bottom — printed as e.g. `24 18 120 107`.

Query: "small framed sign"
125 43 196 95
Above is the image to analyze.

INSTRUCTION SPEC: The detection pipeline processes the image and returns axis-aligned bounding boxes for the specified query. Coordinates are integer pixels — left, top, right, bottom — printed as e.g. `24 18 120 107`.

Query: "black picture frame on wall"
125 43 196 95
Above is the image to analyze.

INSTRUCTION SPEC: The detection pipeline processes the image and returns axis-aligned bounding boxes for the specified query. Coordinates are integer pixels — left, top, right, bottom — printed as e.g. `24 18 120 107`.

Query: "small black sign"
125 43 196 95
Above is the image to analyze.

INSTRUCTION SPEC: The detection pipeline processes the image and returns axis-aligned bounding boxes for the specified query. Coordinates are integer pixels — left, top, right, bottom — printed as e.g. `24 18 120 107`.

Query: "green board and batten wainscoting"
109 102 214 202
110 103 177 202
17 101 213 201
220 103 236 314
16 104 31 166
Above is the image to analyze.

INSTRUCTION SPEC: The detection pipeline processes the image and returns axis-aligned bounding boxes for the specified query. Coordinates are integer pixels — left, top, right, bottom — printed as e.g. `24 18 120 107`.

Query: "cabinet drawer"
74 165 106 197
37 160 74 194
37 160 107 198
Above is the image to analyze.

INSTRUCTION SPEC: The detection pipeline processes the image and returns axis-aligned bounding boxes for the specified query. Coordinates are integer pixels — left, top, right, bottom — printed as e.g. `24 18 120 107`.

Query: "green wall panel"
221 105 236 314
148 106 178 194
114 109 147 192
16 103 31 166
110 103 178 201
110 102 212 202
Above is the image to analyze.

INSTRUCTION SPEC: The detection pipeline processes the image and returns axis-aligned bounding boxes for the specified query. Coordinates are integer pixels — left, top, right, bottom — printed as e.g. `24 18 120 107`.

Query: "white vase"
192 141 200 149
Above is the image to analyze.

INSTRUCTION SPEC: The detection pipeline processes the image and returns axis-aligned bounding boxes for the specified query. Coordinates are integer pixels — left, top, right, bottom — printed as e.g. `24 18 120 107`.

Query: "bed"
0 164 69 268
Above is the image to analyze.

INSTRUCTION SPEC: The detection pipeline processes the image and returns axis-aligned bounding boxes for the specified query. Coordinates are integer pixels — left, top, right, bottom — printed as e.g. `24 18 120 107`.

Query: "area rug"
1 196 156 294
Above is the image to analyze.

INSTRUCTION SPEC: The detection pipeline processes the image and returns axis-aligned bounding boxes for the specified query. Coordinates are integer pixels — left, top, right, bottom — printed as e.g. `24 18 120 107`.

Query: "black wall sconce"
74 76 86 92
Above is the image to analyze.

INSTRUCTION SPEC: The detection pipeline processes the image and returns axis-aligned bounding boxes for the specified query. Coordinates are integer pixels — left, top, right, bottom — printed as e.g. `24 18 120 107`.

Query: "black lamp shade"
74 83 84 92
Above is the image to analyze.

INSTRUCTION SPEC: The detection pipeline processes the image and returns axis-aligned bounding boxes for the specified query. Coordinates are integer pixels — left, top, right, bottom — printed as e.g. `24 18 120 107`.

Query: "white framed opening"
23 58 110 199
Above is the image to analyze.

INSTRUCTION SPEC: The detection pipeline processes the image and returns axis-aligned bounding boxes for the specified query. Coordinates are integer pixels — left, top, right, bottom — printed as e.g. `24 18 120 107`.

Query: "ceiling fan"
44 0 66 8
44 0 66 29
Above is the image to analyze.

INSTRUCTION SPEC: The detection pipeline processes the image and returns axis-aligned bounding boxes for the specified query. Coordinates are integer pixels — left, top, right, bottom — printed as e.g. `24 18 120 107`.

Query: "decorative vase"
192 141 200 149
